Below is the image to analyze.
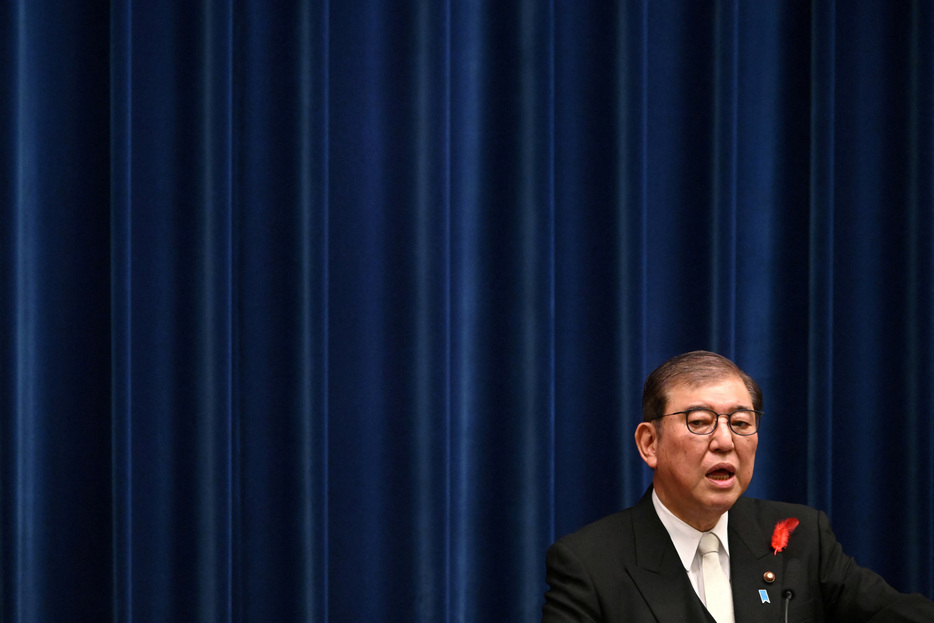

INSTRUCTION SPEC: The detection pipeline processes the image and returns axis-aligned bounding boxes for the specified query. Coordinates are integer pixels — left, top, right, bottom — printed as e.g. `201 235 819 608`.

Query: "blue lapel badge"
759 589 770 604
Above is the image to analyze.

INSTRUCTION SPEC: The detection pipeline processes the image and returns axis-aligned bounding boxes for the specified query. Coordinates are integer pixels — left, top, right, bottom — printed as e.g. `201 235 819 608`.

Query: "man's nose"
710 416 735 447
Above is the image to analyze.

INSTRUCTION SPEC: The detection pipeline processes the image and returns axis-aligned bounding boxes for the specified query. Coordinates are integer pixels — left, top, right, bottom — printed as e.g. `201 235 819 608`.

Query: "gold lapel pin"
763 571 776 583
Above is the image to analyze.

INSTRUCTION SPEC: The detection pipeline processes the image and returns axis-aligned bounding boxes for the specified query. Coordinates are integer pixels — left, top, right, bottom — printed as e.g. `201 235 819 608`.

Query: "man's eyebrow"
678 404 753 413
670 404 714 413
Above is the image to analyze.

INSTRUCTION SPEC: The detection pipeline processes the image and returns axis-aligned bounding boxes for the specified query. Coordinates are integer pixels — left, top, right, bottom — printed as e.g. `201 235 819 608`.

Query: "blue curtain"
3 0 933 621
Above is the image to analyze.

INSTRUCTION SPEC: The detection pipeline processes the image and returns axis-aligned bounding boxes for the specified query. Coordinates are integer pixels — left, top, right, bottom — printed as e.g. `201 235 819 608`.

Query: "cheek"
744 438 759 456
662 443 704 474
738 440 758 469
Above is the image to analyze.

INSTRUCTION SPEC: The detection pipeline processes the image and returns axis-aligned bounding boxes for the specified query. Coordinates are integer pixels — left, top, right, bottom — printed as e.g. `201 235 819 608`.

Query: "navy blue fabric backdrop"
2 1 933 621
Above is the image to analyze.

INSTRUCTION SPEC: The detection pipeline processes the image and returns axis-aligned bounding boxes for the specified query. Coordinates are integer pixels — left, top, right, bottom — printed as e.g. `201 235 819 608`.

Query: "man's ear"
635 421 659 469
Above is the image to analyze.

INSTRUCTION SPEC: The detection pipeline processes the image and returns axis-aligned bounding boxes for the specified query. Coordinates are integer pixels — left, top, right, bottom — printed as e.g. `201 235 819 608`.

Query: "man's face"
638 374 758 531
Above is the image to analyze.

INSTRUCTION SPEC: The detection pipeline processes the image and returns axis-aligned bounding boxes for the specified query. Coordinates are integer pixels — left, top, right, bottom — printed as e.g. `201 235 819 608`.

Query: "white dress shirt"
651 489 731 606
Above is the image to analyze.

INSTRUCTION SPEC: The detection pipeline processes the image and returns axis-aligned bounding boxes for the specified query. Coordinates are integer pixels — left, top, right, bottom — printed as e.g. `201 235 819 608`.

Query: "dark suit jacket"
542 488 934 622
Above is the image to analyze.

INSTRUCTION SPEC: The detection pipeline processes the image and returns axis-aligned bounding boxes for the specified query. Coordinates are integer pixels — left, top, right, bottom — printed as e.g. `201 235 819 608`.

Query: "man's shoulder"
734 495 820 519
549 494 654 561
731 495 825 536
547 506 640 575
556 507 635 546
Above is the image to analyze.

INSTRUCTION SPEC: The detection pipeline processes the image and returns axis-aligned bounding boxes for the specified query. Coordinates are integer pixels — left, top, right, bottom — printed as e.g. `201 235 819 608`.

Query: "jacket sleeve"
815 509 934 622
541 540 602 623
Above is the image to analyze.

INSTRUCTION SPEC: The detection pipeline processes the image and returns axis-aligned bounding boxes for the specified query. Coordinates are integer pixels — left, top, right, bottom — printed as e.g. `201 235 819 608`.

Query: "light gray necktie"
699 532 734 623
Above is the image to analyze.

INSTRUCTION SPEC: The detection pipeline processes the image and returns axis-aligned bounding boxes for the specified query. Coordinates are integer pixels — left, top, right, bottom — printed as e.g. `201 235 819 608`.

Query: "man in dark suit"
542 350 934 622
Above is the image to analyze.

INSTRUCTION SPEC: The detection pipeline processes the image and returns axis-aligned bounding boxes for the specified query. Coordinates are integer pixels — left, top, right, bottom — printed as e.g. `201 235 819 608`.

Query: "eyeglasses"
656 408 761 436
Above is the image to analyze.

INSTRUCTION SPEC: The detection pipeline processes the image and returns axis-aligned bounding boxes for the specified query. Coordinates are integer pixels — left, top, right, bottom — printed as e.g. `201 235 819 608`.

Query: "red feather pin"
771 518 800 555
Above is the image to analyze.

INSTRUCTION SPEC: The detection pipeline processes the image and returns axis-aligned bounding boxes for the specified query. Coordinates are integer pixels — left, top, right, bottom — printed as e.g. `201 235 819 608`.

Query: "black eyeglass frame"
654 408 762 436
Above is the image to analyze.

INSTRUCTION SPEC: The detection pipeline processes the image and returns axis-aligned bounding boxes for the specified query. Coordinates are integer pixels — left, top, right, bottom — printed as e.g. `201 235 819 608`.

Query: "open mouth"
706 467 735 481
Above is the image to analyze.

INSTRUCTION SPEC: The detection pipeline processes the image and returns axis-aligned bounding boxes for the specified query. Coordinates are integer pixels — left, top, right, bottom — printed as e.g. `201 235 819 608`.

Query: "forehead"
665 375 752 409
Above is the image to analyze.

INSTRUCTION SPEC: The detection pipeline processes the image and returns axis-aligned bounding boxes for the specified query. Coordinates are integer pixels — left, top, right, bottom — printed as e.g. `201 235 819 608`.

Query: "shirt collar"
651 488 730 571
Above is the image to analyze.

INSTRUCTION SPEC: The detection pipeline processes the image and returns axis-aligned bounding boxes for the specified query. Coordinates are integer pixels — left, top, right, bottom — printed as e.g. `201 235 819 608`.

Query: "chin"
707 491 741 510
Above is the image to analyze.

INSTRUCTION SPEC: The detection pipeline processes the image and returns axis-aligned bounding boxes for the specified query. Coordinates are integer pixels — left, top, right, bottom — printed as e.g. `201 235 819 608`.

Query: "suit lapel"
625 491 715 622
728 498 785 622
624 492 794 622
